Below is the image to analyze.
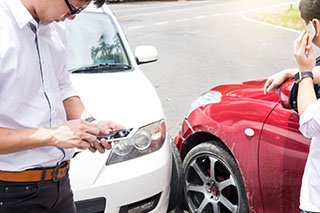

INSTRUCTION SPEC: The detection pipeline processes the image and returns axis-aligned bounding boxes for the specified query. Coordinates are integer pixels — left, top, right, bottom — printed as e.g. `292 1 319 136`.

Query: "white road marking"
128 25 144 30
126 9 239 30
111 1 205 13
114 3 229 20
176 18 189 22
154 21 168 25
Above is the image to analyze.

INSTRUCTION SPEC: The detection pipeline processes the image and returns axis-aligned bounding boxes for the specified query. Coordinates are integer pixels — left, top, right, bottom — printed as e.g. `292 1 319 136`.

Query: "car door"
259 103 310 212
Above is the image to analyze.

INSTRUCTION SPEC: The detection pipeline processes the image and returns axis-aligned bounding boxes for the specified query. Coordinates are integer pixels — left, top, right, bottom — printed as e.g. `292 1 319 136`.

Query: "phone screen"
97 128 134 141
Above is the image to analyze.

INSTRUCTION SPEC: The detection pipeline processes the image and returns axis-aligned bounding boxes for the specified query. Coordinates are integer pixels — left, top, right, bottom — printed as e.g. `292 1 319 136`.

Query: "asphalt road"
108 0 303 138
107 0 312 212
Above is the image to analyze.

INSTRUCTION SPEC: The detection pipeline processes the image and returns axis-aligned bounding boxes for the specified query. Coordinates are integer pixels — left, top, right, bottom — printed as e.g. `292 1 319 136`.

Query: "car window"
65 12 130 72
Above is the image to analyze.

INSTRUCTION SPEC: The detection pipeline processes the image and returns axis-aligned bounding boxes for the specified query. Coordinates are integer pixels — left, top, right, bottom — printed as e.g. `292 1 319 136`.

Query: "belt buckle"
52 166 59 182
52 161 68 182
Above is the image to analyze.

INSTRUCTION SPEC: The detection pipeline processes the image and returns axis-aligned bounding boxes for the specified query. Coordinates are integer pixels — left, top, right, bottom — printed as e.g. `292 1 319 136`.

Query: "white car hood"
70 69 164 128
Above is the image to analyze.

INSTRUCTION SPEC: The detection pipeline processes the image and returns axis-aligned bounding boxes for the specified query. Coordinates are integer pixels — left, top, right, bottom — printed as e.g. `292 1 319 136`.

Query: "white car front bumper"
69 134 172 213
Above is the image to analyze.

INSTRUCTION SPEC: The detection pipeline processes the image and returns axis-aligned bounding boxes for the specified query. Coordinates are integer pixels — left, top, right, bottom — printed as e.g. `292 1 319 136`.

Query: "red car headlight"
188 90 222 116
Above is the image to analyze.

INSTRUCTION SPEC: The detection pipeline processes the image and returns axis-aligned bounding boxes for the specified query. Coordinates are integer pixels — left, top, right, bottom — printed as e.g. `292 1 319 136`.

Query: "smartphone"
97 127 136 142
306 21 316 45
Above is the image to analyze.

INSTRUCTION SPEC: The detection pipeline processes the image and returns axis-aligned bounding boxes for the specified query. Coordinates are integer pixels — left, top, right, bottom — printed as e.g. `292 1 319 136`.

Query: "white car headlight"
106 119 166 165
188 90 222 116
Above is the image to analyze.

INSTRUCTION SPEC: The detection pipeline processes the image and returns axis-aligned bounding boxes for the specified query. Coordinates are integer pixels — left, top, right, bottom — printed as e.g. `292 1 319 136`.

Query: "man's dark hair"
299 0 320 22
83 0 106 8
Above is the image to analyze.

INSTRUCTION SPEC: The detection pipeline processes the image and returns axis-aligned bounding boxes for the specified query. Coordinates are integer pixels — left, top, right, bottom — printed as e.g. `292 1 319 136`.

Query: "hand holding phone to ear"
294 31 316 73
306 21 316 45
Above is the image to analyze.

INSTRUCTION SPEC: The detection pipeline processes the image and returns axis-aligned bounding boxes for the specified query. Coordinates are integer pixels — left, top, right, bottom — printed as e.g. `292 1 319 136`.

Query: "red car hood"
212 79 280 102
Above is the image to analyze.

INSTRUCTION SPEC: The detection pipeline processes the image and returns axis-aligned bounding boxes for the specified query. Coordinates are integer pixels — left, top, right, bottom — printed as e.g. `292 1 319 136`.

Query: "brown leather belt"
0 161 70 182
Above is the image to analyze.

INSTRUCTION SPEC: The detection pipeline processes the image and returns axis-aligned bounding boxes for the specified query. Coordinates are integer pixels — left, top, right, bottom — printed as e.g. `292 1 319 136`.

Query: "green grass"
255 8 304 31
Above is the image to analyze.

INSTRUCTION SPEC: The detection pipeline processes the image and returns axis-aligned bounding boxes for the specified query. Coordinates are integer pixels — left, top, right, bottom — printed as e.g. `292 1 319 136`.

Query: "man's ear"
312 19 320 37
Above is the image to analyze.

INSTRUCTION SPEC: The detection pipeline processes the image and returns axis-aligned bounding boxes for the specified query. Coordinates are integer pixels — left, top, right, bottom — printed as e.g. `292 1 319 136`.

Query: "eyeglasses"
64 0 84 18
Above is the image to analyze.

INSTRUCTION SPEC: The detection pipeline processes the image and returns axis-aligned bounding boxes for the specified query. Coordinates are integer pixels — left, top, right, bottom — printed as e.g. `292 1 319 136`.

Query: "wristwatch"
294 71 313 83
84 117 96 122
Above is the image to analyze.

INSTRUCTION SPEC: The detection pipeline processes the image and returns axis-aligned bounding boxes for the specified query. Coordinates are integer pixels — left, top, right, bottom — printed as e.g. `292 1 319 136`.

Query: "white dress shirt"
299 99 320 211
0 0 77 171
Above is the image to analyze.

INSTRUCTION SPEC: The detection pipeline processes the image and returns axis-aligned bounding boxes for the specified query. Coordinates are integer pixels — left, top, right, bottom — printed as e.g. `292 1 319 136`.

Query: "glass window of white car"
66 12 130 72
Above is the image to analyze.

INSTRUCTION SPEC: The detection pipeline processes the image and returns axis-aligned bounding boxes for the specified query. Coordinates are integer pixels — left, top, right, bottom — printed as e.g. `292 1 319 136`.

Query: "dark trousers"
0 174 76 213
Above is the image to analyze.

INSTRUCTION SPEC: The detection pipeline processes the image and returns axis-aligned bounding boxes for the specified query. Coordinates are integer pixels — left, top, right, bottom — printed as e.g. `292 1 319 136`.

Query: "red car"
175 78 310 213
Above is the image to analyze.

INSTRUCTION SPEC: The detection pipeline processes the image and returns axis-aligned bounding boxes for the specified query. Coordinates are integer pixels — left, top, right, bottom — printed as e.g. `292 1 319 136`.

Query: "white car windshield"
65 12 130 72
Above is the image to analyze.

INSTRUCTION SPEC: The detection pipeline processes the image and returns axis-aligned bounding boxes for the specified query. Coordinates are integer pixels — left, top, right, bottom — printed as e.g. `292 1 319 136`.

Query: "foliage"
91 34 123 63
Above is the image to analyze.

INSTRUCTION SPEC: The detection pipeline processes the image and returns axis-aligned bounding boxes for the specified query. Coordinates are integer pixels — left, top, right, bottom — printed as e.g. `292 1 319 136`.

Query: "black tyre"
168 139 185 212
183 141 249 213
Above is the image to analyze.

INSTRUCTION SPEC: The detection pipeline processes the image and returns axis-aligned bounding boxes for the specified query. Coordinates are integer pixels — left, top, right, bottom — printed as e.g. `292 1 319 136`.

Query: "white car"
64 3 183 213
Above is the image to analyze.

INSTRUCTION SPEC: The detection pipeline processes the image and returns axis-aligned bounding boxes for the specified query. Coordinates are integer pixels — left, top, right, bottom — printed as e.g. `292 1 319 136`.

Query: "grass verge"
254 8 303 31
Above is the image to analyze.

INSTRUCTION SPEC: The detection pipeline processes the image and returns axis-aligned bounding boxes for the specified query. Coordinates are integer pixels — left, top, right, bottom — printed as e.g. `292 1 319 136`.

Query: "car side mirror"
280 78 320 110
280 79 294 109
134 46 158 65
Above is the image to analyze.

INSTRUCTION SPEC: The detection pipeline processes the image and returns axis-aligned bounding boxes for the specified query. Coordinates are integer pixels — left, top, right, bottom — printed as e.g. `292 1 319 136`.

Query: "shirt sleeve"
58 65 78 101
299 99 320 138
56 23 78 101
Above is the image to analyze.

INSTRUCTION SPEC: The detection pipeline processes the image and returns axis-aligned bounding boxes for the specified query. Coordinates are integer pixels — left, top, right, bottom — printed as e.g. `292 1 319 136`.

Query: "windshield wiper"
70 63 132 73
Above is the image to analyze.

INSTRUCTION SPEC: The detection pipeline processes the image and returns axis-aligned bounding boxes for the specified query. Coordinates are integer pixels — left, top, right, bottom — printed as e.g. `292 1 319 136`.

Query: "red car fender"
175 96 279 213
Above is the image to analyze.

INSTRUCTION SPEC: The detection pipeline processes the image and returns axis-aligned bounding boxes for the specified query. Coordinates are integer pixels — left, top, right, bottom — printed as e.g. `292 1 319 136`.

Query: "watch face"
294 72 313 83
294 72 300 82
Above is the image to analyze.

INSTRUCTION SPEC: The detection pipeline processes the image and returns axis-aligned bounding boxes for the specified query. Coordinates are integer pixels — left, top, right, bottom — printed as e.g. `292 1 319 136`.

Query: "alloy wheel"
185 153 240 213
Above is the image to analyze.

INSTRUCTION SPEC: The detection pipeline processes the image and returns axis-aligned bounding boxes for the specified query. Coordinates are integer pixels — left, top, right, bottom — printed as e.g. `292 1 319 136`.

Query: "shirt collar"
5 0 36 29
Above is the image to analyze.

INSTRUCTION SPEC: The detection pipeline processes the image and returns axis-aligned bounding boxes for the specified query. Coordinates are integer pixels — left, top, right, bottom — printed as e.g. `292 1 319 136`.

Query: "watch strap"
84 117 96 122
294 72 313 83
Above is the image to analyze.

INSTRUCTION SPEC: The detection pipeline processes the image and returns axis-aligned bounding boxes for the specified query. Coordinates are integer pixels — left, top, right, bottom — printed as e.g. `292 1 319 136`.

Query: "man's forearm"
312 66 320 84
283 67 320 84
0 127 53 154
284 68 299 78
63 96 92 121
298 78 317 116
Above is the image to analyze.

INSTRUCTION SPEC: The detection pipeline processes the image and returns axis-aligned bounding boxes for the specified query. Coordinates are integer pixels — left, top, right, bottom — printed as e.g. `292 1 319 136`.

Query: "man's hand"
62 97 125 153
51 119 99 150
88 120 125 153
294 31 317 116
294 31 316 72
264 68 297 94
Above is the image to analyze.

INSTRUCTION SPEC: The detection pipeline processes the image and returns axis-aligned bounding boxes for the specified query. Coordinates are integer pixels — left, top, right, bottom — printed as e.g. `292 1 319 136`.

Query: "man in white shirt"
0 0 123 212
264 0 320 212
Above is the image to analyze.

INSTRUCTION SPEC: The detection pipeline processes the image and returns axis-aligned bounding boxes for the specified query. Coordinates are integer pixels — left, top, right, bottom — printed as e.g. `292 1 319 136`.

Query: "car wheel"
183 141 249 213
168 139 184 211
